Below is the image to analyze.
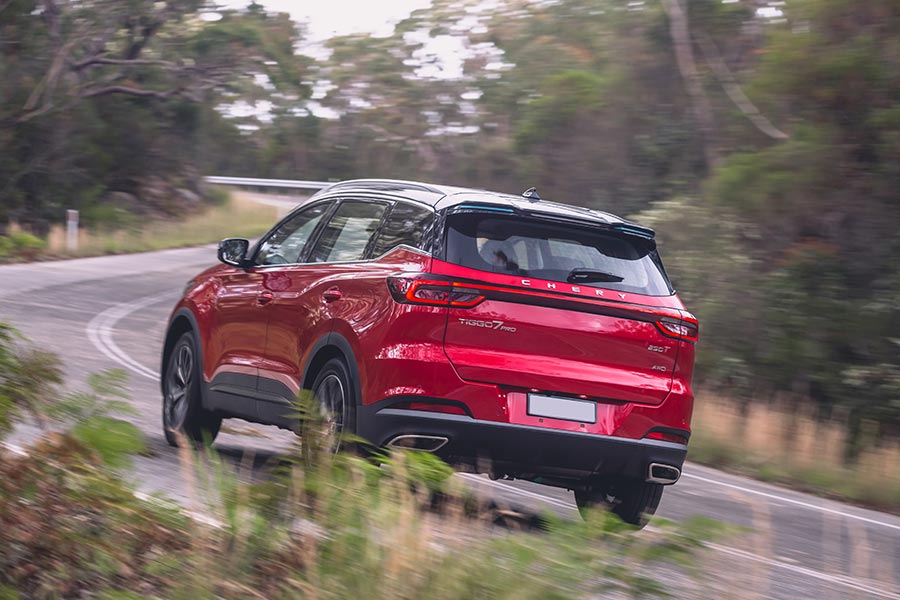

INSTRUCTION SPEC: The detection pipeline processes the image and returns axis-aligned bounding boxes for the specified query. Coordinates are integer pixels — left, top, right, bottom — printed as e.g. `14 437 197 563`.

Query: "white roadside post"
66 209 79 252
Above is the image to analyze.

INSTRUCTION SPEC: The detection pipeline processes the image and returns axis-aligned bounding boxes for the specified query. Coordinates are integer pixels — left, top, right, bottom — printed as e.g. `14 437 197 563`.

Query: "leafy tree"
702 0 900 452
0 0 309 230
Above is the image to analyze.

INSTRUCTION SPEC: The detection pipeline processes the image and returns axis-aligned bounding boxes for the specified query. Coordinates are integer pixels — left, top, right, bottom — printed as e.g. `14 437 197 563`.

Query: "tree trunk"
661 0 720 171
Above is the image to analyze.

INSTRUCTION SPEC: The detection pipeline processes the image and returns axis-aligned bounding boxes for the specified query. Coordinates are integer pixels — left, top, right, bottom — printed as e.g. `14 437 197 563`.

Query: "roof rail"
323 179 445 195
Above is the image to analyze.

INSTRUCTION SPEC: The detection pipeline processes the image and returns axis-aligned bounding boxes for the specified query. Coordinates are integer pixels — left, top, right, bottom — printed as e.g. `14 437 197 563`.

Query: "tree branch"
81 85 181 99
695 32 789 140
16 95 79 123
23 37 81 111
70 56 178 70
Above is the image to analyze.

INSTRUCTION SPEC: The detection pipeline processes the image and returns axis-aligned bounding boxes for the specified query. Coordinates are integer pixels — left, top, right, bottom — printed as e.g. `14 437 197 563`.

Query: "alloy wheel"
165 343 193 429
313 372 345 448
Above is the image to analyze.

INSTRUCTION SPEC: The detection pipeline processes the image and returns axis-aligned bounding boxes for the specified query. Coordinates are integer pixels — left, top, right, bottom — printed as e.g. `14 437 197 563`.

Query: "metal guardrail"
204 176 331 190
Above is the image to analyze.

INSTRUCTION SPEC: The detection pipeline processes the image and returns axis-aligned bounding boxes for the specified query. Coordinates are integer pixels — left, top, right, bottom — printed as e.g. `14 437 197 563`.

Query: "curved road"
1 225 898 599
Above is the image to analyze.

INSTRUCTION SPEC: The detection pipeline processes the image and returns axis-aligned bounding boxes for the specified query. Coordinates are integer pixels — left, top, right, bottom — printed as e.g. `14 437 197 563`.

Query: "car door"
208 200 333 420
258 198 389 426
205 268 270 419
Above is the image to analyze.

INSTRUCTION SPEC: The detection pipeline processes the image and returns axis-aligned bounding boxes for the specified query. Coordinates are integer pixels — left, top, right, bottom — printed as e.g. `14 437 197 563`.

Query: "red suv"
161 180 697 525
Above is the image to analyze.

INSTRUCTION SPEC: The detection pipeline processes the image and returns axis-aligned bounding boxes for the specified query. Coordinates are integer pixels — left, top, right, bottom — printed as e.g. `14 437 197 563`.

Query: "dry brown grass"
690 394 900 511
43 192 280 257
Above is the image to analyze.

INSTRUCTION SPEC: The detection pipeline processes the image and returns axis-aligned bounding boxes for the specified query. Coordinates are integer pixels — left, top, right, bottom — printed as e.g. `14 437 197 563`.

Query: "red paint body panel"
322 256 694 437
170 238 695 445
162 184 700 495
258 265 344 394
202 266 268 383
259 247 434 397
444 300 676 404
176 244 694 439
435 257 682 404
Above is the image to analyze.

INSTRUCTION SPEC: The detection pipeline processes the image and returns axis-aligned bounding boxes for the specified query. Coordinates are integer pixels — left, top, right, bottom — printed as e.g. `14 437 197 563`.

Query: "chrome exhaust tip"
647 463 681 484
386 434 449 452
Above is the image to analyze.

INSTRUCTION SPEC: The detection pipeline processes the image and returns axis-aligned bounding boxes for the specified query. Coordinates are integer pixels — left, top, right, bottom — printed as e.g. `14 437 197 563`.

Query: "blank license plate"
527 394 596 423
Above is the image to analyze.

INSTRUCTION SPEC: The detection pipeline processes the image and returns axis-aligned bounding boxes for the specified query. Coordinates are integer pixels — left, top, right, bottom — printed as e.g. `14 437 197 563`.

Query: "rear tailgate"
436 210 691 405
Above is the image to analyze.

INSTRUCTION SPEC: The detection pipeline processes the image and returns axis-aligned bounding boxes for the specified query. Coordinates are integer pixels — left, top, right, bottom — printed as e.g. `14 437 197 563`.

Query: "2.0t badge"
458 318 517 333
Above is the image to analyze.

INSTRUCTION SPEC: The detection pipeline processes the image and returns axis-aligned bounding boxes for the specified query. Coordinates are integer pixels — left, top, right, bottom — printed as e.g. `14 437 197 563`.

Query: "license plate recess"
527 393 596 423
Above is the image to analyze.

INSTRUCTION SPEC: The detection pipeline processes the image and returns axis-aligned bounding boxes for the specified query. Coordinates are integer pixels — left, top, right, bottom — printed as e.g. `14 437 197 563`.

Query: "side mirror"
218 238 250 267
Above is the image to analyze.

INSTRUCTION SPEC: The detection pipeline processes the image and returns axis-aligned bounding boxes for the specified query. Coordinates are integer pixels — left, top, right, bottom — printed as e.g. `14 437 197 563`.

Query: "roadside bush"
0 430 724 600
0 435 191 599
0 324 63 439
0 232 46 262
47 369 146 467
7 232 45 260
204 185 231 206
0 324 724 599
81 203 139 231
0 323 144 468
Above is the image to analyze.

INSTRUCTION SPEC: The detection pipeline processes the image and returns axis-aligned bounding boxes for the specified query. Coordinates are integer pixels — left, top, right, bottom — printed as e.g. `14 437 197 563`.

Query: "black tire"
162 332 221 447
575 477 664 529
308 357 357 452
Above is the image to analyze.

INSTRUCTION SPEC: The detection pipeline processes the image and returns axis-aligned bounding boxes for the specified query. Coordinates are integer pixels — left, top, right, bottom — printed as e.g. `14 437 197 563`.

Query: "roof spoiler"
611 223 655 239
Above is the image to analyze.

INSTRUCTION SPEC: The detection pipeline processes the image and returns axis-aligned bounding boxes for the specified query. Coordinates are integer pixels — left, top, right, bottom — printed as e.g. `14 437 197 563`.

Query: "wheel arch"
161 308 209 407
301 332 363 406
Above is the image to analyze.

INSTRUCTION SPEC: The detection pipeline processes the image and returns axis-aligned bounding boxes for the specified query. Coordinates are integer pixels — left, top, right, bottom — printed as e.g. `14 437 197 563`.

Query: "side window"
309 200 387 263
371 202 434 256
255 202 330 266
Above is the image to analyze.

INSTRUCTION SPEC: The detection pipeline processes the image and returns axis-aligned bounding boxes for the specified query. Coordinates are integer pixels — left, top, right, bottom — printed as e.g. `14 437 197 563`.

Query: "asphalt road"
1 210 898 599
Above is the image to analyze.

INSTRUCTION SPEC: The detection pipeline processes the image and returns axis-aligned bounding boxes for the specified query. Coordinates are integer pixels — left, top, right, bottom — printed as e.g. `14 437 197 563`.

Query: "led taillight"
655 313 699 343
387 276 485 308
448 286 485 308
412 285 450 304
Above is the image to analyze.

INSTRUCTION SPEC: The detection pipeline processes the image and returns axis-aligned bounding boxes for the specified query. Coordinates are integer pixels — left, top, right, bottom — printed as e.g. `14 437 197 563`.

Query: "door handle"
323 287 342 302
257 290 275 305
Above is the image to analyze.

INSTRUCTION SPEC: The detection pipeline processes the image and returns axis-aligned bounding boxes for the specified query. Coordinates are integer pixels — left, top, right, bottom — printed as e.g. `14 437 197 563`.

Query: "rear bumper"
357 402 687 483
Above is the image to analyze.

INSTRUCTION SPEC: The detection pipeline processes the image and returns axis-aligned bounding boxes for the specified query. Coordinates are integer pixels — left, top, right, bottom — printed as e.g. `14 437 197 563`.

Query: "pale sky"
219 0 434 41
218 0 476 81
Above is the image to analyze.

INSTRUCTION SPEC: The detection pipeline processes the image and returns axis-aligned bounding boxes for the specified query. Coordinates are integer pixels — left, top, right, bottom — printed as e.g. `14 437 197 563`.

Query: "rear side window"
445 213 673 296
371 202 433 256
309 200 387 263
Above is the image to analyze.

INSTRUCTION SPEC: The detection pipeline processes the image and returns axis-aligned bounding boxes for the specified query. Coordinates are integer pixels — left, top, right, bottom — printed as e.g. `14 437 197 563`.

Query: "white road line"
461 472 900 598
707 542 900 599
465 474 576 510
7 437 894 598
457 473 578 511
464 471 900 534
681 472 900 532
85 291 176 381
81 291 900 538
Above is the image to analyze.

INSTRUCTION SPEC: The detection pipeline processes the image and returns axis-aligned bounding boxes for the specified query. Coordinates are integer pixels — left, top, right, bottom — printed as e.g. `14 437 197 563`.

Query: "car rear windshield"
445 213 674 296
